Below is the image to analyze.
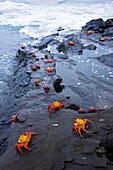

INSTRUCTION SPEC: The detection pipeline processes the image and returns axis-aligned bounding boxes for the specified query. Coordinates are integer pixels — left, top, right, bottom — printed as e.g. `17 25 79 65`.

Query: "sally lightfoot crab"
72 117 92 137
89 106 102 113
15 132 36 154
48 101 66 116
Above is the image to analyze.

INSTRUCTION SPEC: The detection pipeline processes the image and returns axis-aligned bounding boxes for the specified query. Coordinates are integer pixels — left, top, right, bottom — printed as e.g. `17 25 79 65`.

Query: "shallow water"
0 0 113 155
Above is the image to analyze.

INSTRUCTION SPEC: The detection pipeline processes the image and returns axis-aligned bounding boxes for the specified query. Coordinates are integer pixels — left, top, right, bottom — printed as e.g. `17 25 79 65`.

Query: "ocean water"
0 0 113 115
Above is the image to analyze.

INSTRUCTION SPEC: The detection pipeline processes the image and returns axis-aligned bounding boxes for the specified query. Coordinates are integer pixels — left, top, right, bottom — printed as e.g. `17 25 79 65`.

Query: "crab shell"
53 101 61 108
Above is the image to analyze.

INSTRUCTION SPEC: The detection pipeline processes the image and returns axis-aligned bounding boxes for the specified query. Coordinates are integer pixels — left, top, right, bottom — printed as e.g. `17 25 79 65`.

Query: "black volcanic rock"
53 78 65 93
82 18 105 31
83 44 97 50
97 53 113 67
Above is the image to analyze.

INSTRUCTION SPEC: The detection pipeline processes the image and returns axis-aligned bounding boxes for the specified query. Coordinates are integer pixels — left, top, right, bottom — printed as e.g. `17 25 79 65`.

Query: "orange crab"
44 59 55 63
15 132 36 154
89 106 102 113
45 68 54 72
48 101 66 116
99 38 106 41
72 117 92 137
68 42 75 45
78 108 85 113
34 79 40 85
86 31 93 35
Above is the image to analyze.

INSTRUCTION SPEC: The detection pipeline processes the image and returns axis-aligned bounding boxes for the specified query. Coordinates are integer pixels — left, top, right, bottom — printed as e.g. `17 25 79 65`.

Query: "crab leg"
78 128 83 137
18 146 24 154
72 127 74 133
84 119 92 123
82 127 89 133
24 144 32 151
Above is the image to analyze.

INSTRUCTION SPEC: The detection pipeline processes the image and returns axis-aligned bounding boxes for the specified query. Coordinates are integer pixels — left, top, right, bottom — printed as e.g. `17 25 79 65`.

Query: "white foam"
0 0 113 38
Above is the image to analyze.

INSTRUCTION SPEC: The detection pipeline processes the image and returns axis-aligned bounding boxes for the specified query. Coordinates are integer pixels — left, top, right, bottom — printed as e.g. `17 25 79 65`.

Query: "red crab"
89 106 102 113
108 19 113 22
28 52 36 57
35 57 39 61
78 108 85 113
31 64 37 71
21 46 25 49
44 53 48 59
36 65 40 69
15 132 36 154
48 101 66 116
43 85 49 90
12 113 20 122
72 117 92 137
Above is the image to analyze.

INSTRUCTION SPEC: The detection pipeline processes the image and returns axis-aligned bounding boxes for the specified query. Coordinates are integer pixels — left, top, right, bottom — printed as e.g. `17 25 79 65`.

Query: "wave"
0 0 113 38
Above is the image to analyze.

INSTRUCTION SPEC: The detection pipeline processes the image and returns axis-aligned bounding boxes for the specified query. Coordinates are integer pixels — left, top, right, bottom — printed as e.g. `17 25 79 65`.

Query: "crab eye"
18 140 21 143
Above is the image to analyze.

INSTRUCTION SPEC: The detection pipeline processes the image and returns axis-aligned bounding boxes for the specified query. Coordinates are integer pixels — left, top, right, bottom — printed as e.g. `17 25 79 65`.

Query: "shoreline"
1 18 113 169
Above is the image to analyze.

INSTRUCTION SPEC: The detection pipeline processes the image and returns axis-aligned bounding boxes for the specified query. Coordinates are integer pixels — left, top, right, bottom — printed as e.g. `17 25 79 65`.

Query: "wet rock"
18 115 26 123
82 18 105 31
100 132 113 160
104 19 113 29
57 26 64 32
56 41 66 53
102 27 113 37
33 36 54 50
97 53 113 67
66 104 79 111
83 44 97 50
53 78 65 93
52 53 68 59
56 38 83 55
